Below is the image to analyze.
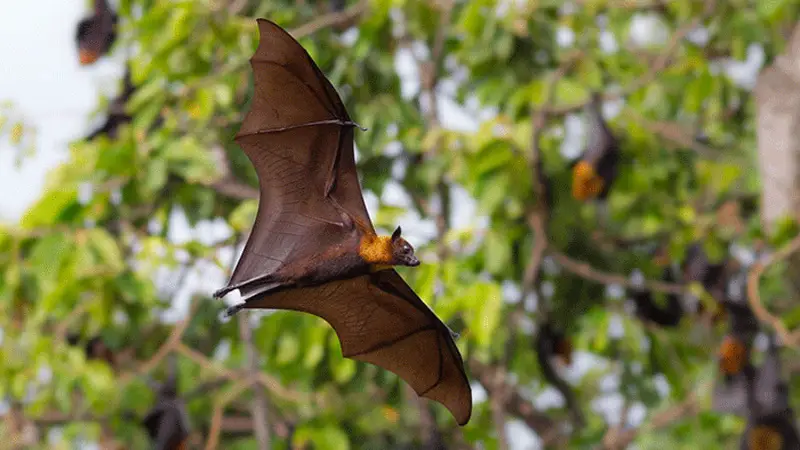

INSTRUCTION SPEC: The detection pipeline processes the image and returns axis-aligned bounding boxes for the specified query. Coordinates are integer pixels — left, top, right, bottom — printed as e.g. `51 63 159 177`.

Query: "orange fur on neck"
359 234 394 266
749 425 783 450
572 161 605 201
719 335 746 375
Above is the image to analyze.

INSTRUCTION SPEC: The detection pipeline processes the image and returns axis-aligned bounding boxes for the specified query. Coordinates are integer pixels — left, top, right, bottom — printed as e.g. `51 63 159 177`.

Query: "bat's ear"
391 226 402 241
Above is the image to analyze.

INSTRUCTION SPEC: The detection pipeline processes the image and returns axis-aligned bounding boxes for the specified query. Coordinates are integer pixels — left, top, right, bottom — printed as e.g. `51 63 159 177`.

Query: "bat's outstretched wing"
239 269 472 425
217 19 374 299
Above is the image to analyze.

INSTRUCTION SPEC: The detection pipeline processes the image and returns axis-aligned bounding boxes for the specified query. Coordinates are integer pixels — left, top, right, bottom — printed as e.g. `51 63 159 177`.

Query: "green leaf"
462 282 502 349
483 229 510 276
275 334 299 365
229 199 258 232
757 0 787 20
86 228 124 275
20 187 79 228
331 357 357 384
162 137 219 183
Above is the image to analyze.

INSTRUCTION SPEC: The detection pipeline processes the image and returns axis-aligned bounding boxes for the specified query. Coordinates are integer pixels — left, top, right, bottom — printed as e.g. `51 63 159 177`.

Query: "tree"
2 0 800 449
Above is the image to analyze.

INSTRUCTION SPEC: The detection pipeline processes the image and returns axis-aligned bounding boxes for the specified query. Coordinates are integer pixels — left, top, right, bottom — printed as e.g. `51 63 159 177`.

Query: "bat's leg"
214 273 281 298
225 304 245 317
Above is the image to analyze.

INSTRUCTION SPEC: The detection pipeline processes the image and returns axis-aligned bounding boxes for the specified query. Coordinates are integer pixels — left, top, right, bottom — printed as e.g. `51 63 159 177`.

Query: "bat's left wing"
239 269 472 425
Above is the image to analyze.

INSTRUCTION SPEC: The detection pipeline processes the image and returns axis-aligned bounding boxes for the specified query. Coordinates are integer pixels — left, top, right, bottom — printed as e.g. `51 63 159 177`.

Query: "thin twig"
175 342 309 403
204 379 255 450
747 234 800 347
550 251 688 296
117 300 199 384
290 0 368 39
469 360 560 444
600 391 700 449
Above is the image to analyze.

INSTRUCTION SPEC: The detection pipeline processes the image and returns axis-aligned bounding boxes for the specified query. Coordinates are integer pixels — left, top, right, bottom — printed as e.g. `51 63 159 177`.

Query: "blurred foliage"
3 0 800 449
0 101 37 167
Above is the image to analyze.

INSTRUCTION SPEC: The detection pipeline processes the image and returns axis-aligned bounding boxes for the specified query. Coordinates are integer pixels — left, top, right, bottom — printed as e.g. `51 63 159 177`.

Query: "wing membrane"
220 20 375 294
240 269 472 425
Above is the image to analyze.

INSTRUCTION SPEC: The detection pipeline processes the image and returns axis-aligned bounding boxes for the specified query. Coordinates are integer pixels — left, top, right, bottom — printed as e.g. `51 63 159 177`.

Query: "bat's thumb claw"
225 304 245 317
212 287 229 299
447 327 461 341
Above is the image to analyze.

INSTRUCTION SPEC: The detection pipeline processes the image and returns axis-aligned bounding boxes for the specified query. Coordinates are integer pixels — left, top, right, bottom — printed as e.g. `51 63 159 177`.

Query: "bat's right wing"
239 269 472 425
217 19 375 299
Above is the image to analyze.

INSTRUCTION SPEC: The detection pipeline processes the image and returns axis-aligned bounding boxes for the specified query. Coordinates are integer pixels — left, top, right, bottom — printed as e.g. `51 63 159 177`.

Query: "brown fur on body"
229 226 418 309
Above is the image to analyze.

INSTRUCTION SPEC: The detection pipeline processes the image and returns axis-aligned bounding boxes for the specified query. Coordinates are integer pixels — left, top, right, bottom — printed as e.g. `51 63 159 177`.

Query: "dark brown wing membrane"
219 20 374 296
239 269 472 425
237 19 372 230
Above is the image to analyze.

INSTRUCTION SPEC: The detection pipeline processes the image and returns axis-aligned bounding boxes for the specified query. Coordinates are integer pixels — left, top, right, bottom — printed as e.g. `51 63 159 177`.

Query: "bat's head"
390 226 419 267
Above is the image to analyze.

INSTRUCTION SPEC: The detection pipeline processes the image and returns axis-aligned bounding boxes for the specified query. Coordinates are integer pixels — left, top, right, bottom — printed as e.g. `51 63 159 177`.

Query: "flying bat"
75 0 118 66
213 19 472 426
571 92 620 202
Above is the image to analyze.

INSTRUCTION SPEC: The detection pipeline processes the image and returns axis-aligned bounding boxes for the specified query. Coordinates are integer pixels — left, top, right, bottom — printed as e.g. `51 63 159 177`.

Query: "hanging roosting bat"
571 93 620 202
66 333 117 368
629 267 684 327
213 19 472 425
711 295 760 416
535 322 584 427
142 358 191 450
738 337 800 450
75 0 118 66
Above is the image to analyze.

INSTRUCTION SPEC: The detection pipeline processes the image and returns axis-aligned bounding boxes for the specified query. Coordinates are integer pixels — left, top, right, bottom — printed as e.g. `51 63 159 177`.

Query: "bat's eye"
404 245 412 254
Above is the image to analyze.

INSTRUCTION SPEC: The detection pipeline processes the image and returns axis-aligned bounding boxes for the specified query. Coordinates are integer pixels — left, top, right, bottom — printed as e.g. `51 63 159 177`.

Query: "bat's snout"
405 255 420 267
79 49 100 65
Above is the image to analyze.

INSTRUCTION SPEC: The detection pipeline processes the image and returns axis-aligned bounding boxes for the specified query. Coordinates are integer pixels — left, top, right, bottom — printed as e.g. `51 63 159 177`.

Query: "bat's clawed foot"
225 304 245 317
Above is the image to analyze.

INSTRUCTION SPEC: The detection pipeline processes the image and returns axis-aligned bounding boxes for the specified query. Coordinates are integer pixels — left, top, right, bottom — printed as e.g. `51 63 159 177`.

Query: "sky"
0 2 768 449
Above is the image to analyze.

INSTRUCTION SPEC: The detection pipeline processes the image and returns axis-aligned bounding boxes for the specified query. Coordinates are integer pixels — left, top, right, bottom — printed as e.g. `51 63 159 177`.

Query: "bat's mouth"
405 256 420 267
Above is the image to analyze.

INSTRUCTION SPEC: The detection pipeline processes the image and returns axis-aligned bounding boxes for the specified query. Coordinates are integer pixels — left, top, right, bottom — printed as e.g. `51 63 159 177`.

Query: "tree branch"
239 312 272 447
601 391 700 449
747 233 800 348
550 251 688 296
290 0 369 39
469 360 560 445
